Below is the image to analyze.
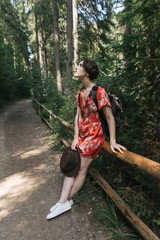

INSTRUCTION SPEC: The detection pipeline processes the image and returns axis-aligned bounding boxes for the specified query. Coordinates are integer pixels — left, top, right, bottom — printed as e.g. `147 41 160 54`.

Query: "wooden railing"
34 98 74 131
33 98 160 240
33 98 160 181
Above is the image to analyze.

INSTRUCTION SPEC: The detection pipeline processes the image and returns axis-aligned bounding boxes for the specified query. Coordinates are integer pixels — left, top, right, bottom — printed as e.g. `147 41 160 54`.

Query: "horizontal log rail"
102 141 160 181
33 98 160 181
89 168 160 240
33 98 160 240
33 98 74 131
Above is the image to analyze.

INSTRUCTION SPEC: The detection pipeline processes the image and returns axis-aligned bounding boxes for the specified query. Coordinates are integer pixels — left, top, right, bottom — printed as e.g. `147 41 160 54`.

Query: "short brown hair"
82 58 99 80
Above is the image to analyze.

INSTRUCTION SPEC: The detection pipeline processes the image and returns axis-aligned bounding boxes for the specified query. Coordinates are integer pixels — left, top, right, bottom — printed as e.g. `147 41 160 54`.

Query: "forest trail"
0 99 110 240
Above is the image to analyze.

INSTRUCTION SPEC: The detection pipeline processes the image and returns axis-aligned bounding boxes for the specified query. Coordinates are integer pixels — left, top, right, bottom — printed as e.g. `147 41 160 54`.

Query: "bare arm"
102 105 127 153
71 105 82 151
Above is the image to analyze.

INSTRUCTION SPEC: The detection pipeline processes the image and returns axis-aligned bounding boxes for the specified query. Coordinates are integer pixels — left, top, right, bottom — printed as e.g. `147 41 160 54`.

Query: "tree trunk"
43 33 48 80
41 23 48 80
35 12 40 66
39 25 45 77
66 0 73 97
52 0 62 93
73 0 78 67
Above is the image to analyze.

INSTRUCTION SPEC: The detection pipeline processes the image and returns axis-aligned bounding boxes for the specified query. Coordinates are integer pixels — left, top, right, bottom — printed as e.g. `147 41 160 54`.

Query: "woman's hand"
71 138 79 151
110 142 127 154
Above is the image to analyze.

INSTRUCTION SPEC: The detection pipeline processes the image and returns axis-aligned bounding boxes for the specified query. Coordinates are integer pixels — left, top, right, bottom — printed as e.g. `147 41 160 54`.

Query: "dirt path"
0 99 110 240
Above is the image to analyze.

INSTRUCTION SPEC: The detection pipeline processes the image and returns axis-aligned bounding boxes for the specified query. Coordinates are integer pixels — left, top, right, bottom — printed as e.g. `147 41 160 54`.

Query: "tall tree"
34 4 40 67
52 0 62 93
66 0 73 96
0 0 31 105
73 0 78 67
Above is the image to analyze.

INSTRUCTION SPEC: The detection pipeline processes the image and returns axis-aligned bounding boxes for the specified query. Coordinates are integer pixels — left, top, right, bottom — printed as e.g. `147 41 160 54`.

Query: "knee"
78 168 88 178
78 157 93 177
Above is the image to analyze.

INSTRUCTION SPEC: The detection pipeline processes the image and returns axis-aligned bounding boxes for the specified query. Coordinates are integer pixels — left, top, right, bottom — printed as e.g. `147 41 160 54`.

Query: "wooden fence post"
49 110 53 128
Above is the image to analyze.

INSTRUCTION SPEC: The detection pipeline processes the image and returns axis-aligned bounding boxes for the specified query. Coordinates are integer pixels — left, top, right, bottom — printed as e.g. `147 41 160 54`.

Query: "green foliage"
93 200 140 239
117 188 155 219
1 0 160 236
153 217 160 226
115 0 160 157
0 0 30 64
93 200 121 228
0 1 31 109
31 59 45 102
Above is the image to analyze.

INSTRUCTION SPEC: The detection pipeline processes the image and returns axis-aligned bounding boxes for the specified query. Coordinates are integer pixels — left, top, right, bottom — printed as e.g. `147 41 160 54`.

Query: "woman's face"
74 61 88 79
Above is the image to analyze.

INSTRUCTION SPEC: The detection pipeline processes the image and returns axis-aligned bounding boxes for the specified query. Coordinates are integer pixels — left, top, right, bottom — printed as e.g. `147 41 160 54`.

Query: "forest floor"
0 99 112 240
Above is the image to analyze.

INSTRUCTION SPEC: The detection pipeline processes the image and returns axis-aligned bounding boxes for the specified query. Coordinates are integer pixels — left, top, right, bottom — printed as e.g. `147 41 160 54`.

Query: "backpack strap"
78 85 99 107
78 87 83 106
78 84 122 134
91 85 99 109
91 85 107 134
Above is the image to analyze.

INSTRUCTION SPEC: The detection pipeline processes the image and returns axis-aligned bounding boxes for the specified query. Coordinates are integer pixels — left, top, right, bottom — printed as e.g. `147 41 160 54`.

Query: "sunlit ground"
11 145 49 159
0 144 49 221
0 165 46 220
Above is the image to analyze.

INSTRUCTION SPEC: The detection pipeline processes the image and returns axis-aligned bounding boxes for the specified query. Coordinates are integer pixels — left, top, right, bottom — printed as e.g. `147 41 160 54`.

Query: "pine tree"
65 0 73 97
52 0 62 93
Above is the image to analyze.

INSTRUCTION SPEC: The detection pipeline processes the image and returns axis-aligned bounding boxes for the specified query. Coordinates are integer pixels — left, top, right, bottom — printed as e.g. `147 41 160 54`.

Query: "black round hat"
60 146 81 177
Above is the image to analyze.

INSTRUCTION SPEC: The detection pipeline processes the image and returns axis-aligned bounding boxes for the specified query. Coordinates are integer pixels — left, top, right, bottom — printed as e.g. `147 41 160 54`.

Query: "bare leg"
47 157 93 219
69 156 93 200
59 176 75 203
58 156 92 203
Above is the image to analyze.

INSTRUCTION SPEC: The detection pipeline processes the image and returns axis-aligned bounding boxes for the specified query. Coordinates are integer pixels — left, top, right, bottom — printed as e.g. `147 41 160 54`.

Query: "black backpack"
78 84 123 135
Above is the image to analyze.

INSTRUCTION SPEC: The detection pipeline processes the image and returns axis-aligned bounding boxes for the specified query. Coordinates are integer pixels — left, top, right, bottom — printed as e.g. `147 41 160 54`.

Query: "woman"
46 58 126 220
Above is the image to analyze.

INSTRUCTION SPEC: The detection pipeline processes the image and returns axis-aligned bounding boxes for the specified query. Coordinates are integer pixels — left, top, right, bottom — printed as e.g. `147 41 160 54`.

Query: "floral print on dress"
76 86 111 158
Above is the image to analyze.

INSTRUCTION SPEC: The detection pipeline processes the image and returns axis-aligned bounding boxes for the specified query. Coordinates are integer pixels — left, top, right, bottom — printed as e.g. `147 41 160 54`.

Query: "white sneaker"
50 199 73 212
46 201 71 220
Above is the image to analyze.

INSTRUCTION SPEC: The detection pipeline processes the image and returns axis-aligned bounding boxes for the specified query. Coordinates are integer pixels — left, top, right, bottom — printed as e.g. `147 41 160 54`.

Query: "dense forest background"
0 0 160 238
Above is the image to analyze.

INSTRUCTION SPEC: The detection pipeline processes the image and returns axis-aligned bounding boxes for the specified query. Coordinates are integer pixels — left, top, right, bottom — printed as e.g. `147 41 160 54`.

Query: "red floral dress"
77 86 111 158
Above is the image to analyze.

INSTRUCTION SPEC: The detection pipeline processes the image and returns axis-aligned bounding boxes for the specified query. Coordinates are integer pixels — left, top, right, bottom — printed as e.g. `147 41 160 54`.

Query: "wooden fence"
33 98 160 240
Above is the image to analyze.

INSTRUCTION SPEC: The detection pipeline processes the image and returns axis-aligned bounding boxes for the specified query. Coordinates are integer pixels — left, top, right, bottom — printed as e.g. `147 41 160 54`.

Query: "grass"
73 175 143 240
